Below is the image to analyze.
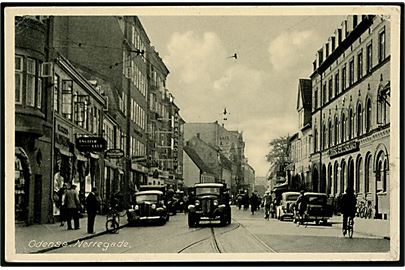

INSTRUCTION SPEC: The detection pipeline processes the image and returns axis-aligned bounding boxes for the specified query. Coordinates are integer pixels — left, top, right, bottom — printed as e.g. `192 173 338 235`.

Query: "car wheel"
166 214 170 222
322 219 328 225
280 216 284 221
188 214 195 228
220 215 227 226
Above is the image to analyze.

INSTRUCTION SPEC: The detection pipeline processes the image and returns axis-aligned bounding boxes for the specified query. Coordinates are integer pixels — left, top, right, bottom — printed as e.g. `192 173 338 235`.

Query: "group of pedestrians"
57 184 100 234
236 192 262 215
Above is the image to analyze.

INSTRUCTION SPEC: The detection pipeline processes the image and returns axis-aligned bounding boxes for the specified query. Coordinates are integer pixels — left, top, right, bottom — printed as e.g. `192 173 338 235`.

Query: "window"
342 65 347 91
15 55 23 104
353 15 358 28
341 113 346 143
328 120 332 148
348 108 353 139
328 77 333 100
62 80 73 120
366 98 372 132
357 50 363 80
323 123 327 149
53 74 60 112
378 29 386 63
26 58 36 107
357 104 363 136
314 128 318 152
37 77 42 109
334 72 339 96
349 59 354 86
334 116 339 145
323 83 327 104
314 89 318 109
366 42 373 73
365 154 371 193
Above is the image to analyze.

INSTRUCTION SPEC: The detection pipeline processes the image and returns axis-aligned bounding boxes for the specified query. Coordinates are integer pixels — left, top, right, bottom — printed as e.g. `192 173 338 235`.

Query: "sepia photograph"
2 3 402 264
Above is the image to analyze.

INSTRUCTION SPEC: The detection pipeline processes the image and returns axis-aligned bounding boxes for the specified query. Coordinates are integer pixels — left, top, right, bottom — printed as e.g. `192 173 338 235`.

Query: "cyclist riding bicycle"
295 190 308 225
340 187 357 236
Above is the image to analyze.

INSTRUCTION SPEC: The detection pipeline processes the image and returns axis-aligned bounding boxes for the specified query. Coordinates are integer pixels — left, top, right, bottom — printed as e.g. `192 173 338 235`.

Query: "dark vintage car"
127 190 169 225
187 183 231 227
276 191 300 221
293 192 333 225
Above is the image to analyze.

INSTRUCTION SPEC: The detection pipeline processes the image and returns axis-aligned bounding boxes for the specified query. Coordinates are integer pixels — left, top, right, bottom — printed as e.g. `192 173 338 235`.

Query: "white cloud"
268 30 322 72
165 31 227 84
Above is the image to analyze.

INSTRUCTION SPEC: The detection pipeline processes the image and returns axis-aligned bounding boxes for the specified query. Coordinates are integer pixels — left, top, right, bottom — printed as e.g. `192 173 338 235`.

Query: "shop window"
364 154 371 193
15 55 23 104
62 80 73 120
15 156 26 221
383 159 388 192
26 58 36 107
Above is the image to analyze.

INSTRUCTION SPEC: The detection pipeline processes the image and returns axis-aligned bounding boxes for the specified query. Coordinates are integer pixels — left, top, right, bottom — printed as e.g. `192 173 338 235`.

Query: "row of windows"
313 95 389 152
123 51 148 97
118 90 128 115
131 24 147 64
103 121 123 150
130 136 146 157
131 98 146 130
54 75 101 134
314 28 386 109
15 55 42 109
149 93 170 119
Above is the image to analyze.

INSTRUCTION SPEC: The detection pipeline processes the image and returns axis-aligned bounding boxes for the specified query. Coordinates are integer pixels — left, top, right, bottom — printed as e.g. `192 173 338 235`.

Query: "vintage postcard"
3 4 402 264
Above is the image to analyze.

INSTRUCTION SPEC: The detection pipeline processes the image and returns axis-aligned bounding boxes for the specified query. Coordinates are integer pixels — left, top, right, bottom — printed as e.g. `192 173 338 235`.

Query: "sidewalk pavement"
15 214 128 254
329 215 390 239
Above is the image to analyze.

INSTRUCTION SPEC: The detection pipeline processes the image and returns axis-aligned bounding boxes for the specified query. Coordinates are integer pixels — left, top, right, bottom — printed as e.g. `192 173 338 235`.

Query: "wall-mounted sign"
76 136 107 152
105 149 124 159
329 141 359 158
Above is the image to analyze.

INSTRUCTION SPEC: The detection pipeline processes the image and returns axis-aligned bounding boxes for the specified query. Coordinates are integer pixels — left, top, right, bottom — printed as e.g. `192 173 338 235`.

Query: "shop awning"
89 152 100 159
75 150 88 161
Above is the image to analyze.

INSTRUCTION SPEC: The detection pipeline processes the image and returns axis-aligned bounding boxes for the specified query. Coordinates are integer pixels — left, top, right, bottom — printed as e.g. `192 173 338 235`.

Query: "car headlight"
134 205 139 210
213 200 218 206
151 204 156 209
195 200 200 206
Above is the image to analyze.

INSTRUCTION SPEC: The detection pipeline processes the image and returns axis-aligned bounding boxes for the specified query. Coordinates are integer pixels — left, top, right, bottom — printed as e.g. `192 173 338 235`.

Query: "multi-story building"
184 121 246 194
288 79 313 191
15 16 53 225
310 15 390 219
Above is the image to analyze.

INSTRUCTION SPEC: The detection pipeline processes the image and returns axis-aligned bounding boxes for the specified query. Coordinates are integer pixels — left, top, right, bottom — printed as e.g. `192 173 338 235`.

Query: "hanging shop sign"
76 136 107 152
104 149 125 159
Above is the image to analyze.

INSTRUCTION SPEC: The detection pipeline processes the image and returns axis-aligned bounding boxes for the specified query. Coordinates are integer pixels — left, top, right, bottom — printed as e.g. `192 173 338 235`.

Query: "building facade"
310 15 390 219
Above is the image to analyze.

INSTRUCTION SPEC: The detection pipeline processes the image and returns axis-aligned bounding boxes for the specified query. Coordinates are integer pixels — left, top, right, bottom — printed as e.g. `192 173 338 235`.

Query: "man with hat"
64 184 81 230
295 190 308 225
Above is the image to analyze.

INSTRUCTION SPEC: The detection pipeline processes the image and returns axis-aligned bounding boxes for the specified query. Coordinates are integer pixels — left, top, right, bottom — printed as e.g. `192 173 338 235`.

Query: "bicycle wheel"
106 219 119 233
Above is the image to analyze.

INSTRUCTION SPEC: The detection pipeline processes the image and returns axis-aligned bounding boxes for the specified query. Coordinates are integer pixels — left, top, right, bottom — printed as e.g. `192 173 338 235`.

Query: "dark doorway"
348 159 354 191
34 174 42 223
320 165 326 193
312 167 319 192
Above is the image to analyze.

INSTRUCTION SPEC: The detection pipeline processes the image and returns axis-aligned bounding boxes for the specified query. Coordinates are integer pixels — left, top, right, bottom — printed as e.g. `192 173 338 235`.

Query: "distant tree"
265 136 290 172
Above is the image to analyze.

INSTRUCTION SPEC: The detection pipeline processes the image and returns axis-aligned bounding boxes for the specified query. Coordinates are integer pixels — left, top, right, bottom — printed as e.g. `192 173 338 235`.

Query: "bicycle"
105 207 126 233
343 216 354 238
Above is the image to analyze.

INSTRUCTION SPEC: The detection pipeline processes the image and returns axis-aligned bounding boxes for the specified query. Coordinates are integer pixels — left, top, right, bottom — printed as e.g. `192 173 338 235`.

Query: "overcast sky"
140 15 346 177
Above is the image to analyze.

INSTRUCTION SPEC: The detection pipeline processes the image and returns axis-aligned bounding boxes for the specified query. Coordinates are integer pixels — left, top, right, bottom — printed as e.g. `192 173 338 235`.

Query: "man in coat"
86 187 100 234
64 184 81 230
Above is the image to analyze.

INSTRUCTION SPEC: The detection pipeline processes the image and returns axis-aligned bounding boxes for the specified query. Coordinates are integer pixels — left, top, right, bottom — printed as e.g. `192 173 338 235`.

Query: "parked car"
293 192 333 225
187 183 231 227
127 190 169 226
276 191 300 221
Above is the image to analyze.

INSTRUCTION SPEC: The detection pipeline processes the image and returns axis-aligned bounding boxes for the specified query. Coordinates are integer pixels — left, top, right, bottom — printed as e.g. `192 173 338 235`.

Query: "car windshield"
285 194 299 201
196 187 220 196
136 194 158 203
307 195 327 205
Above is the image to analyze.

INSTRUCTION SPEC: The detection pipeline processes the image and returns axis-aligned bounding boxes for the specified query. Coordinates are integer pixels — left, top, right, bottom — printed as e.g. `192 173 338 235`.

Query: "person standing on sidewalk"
341 187 357 235
65 184 81 230
86 187 100 234
58 184 67 227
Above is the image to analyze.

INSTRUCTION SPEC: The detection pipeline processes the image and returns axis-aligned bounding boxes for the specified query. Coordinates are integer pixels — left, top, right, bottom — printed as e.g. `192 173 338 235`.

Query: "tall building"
15 16 54 224
184 121 246 194
310 15 390 219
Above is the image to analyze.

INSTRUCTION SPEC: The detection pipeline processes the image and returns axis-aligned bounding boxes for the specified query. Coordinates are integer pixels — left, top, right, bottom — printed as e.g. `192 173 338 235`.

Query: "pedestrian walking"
58 184 67 227
295 190 308 225
263 191 272 219
86 187 100 234
250 192 259 215
65 184 81 230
